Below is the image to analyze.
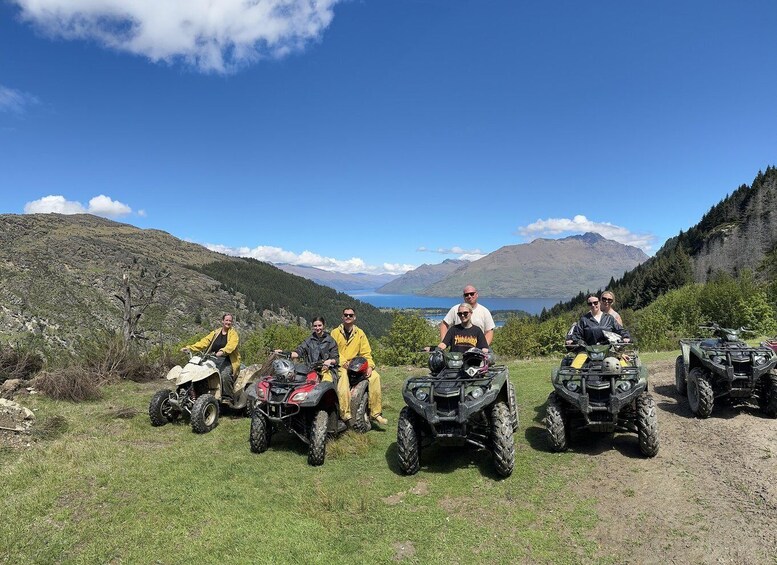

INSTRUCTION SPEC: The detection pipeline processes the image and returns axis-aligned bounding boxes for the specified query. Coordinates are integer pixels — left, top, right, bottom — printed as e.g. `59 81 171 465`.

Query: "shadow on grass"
653 383 769 420
384 442 509 480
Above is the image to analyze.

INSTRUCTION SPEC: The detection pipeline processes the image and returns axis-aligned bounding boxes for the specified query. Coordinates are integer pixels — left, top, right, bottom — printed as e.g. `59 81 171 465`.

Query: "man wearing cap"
439 285 496 345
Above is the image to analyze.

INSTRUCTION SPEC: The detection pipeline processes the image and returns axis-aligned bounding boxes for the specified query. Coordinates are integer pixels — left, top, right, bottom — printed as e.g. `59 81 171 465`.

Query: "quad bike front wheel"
149 389 176 427
397 407 421 475
490 401 515 477
758 373 777 418
674 355 687 397
308 409 329 466
249 412 270 453
351 380 371 434
687 367 714 418
191 394 219 433
636 392 660 457
544 392 569 452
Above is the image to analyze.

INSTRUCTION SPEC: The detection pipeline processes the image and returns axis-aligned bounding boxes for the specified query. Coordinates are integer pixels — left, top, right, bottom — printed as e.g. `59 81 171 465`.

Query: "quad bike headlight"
466 386 484 400
711 355 725 364
617 381 632 392
590 352 605 361
414 388 430 401
753 354 767 366
256 387 266 400
291 392 308 402
565 381 579 392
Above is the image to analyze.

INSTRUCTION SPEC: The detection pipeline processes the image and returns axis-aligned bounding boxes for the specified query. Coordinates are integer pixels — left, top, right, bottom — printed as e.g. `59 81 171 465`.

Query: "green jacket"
330 324 375 369
188 327 241 376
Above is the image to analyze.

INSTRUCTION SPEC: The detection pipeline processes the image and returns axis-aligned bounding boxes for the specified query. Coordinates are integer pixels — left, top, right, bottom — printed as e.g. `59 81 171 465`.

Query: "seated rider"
438 303 489 353
182 313 241 402
566 295 631 346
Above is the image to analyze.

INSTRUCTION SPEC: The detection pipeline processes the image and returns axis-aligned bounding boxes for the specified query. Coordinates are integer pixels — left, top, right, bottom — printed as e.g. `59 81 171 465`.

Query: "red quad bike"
247 355 345 466
346 356 374 433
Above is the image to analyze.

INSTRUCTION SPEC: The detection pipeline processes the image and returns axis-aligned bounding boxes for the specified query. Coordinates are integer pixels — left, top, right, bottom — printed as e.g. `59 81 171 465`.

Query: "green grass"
0 352 677 564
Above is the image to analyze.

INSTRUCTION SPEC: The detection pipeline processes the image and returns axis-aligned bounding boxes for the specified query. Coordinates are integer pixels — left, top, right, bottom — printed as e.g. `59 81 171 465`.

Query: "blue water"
346 290 564 316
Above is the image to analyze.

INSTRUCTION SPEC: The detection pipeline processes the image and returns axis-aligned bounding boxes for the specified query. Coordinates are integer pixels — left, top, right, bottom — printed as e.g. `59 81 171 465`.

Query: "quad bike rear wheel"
674 355 687 397
249 412 270 453
636 392 660 457
758 373 777 418
491 401 515 477
544 392 569 452
191 394 219 433
149 389 175 427
351 380 371 434
687 367 714 418
507 381 519 432
397 407 420 475
308 409 328 466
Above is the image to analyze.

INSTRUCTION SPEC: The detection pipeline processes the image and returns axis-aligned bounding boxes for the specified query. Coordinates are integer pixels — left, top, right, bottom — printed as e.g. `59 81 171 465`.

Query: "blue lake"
346 290 565 316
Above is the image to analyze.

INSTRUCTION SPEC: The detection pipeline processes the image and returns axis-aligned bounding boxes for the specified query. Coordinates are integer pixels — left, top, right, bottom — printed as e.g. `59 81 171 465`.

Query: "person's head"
587 295 600 314
457 302 474 326
221 313 234 330
600 291 615 311
342 307 356 326
312 317 326 337
462 285 479 306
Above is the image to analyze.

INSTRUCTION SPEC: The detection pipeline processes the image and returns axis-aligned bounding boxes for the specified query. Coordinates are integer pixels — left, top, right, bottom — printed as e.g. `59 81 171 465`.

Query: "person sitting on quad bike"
566 295 631 346
182 313 241 403
438 303 489 353
330 307 388 427
275 317 346 424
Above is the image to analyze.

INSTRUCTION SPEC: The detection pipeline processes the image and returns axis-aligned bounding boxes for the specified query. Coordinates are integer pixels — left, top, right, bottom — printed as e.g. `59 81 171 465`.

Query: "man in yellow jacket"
182 313 241 402
330 307 388 426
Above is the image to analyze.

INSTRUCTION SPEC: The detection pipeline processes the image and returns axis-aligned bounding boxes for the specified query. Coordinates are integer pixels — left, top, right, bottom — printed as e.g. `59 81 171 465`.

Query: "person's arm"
440 306 457 341
476 328 488 351
359 332 375 375
439 321 450 342
323 338 339 367
482 309 496 345
484 329 494 345
440 326 455 350
186 330 216 352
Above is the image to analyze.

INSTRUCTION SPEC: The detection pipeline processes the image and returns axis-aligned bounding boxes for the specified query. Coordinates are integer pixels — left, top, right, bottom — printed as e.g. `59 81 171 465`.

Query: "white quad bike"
149 352 258 433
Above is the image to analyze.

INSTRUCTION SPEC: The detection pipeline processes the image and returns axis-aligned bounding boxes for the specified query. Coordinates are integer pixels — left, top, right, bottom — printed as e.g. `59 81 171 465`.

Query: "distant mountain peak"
563 232 605 244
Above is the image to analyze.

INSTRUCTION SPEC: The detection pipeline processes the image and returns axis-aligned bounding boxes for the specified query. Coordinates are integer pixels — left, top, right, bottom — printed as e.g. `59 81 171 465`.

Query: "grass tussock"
0 345 45 382
31 414 68 440
32 368 106 402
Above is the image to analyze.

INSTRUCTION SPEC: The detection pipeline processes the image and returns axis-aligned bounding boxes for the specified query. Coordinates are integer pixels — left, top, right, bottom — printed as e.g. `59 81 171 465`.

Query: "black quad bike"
247 356 345 466
545 334 659 457
397 348 519 478
675 323 777 418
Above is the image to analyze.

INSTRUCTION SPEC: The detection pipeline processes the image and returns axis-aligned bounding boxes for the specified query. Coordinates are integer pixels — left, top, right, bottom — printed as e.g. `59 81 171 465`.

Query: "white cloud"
24 194 133 217
11 0 341 73
416 245 485 261
204 243 415 276
0 84 39 114
516 214 655 253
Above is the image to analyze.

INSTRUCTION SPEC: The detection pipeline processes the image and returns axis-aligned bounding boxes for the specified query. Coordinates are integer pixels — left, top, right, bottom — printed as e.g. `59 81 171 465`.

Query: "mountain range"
378 233 648 298
274 264 397 291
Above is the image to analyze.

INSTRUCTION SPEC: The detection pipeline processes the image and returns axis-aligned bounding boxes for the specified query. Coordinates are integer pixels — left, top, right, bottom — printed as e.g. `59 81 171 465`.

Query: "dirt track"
574 358 777 564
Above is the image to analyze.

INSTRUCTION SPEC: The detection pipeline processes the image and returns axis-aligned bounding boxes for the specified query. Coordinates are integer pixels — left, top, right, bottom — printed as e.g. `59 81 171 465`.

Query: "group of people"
180 284 629 425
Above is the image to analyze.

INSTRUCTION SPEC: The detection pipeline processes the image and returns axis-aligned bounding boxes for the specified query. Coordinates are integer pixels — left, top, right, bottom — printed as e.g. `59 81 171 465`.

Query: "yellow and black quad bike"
545 332 659 457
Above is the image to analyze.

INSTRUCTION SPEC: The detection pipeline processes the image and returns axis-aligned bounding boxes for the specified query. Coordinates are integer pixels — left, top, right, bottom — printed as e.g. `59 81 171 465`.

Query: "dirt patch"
579 358 777 564
409 480 429 496
392 540 416 561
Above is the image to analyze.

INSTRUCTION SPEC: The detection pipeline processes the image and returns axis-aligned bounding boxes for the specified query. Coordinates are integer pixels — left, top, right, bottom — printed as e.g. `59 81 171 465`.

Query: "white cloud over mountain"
24 194 133 217
417 246 486 260
10 0 341 73
517 214 655 253
204 243 415 276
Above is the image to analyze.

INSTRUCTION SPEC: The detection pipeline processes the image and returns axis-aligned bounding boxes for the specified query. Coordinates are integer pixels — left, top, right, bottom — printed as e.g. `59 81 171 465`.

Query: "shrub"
33 367 105 402
373 312 438 366
0 342 45 383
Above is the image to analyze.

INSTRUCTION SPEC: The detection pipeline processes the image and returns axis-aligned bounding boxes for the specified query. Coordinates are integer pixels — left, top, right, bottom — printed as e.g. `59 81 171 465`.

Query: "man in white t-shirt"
439 285 496 345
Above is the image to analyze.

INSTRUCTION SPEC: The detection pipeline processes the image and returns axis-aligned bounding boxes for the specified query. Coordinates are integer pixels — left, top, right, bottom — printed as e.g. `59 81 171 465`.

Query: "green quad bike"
397 348 519 478
545 333 659 457
675 323 777 419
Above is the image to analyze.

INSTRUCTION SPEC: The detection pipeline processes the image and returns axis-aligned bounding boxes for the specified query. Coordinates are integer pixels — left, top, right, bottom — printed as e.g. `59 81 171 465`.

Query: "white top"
442 303 496 334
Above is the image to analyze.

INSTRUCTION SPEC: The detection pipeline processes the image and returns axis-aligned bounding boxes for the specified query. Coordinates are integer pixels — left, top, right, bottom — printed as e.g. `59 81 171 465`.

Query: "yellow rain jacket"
188 327 241 376
330 324 375 368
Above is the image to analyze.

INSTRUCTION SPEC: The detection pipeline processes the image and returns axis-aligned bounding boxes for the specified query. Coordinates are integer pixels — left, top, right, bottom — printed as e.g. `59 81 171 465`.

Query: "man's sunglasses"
343 313 355 318
463 292 476 297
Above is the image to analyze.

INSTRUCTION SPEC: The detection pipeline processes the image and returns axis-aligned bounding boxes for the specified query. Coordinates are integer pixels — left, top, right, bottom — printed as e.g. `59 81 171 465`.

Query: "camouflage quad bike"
397 348 519 478
149 353 258 433
545 333 659 457
675 323 777 418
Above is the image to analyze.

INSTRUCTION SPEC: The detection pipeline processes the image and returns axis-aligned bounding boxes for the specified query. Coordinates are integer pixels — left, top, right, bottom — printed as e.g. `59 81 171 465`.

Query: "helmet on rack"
347 356 370 377
429 349 446 375
272 358 295 380
462 347 488 377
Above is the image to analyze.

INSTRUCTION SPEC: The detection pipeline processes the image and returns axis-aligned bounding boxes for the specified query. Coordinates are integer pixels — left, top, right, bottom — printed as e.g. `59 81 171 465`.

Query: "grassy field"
0 351 674 564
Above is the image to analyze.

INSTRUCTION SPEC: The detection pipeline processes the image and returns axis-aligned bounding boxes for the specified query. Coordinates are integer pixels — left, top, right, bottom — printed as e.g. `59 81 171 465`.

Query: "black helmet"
429 349 446 375
347 356 369 376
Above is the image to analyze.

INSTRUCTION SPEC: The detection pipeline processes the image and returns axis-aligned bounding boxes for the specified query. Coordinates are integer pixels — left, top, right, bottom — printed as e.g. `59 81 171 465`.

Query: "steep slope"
376 259 469 294
422 233 648 298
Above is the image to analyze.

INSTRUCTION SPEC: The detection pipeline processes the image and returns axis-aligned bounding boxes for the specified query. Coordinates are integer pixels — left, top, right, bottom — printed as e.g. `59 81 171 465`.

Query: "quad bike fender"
350 379 369 400
298 381 338 411
233 364 261 392
571 353 587 369
166 365 183 383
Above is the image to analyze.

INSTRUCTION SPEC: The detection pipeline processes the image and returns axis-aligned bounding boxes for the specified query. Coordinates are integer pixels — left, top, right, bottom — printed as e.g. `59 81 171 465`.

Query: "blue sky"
2 0 776 275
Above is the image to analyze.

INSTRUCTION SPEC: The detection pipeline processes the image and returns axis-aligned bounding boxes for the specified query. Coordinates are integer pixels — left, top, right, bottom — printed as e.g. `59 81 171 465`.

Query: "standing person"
182 313 241 402
566 296 630 346
330 307 388 426
279 318 349 426
439 303 489 353
600 290 623 325
439 285 496 345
